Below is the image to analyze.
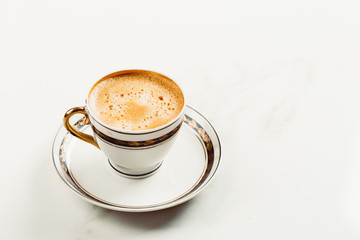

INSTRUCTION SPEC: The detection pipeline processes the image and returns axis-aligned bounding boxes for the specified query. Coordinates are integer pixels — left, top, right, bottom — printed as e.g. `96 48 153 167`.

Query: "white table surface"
1 0 360 239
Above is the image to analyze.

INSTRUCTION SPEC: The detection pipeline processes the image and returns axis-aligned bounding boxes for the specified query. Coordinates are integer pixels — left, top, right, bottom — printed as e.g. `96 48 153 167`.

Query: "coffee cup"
63 70 186 178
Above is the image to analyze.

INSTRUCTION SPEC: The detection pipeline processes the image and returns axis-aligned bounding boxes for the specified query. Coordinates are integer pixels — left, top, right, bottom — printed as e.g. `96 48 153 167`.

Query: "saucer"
52 106 221 212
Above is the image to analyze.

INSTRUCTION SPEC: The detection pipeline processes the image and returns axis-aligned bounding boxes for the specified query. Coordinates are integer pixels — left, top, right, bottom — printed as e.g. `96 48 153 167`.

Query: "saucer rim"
52 105 221 212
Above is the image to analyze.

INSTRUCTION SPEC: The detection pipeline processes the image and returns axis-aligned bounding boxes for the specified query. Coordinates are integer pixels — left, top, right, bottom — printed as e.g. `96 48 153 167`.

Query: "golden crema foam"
88 72 184 131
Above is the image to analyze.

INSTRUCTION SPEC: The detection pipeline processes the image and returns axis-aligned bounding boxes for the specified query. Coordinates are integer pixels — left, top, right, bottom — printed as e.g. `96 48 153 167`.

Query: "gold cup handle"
63 106 100 149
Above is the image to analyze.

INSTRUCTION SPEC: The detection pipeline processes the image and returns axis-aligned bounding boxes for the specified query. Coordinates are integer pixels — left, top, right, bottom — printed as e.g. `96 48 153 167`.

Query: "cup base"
108 159 163 179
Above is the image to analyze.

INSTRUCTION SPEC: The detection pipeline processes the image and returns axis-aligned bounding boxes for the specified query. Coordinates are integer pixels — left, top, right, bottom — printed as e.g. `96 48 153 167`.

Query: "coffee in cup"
88 72 184 131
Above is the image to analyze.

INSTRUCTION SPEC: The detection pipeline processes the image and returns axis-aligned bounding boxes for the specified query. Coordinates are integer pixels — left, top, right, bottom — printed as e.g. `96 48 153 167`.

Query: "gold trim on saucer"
53 106 221 212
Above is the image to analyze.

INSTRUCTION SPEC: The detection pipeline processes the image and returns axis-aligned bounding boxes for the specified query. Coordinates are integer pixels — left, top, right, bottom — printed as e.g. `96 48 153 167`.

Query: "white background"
1 0 360 239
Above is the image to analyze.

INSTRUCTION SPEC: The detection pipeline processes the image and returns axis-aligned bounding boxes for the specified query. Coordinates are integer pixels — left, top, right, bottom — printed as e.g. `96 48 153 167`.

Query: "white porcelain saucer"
52 106 221 212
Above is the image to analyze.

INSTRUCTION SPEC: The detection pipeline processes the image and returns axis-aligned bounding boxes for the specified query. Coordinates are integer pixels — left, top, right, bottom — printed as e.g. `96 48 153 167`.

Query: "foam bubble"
88 72 184 130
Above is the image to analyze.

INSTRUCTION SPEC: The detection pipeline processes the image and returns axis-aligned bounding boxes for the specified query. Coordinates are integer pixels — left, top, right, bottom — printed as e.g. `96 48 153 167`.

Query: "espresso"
88 72 184 131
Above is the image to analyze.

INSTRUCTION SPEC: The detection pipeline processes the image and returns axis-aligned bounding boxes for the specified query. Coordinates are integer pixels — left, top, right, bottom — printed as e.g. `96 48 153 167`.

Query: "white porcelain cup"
63 70 186 178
